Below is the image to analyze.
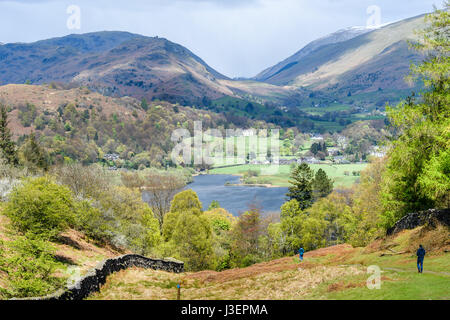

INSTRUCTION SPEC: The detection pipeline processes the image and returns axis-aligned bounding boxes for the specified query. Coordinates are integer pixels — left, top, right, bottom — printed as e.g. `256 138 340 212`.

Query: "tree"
141 98 149 111
208 200 221 210
381 4 450 228
53 163 112 199
0 104 18 166
349 158 386 246
95 186 161 254
279 199 304 253
229 205 263 267
286 163 314 209
313 168 333 199
161 190 213 271
144 172 185 230
19 133 48 172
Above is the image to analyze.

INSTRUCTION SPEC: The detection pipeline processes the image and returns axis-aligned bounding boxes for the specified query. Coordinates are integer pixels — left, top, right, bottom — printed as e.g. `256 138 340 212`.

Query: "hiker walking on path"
416 245 426 273
298 247 305 262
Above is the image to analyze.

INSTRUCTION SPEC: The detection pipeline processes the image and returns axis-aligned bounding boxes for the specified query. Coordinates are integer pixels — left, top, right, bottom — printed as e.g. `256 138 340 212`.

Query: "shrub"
4 177 76 238
0 236 64 298
92 187 161 254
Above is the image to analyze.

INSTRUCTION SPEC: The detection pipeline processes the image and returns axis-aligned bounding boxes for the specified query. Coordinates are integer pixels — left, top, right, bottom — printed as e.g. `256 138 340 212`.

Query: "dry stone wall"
23 254 184 300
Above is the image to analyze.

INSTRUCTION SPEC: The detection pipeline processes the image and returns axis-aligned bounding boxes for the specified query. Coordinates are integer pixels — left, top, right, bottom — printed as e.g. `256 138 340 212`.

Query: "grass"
210 163 368 187
311 271 449 300
90 225 450 300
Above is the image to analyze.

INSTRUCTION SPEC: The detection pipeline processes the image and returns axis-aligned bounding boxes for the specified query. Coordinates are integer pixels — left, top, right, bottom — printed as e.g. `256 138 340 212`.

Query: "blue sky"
0 0 442 77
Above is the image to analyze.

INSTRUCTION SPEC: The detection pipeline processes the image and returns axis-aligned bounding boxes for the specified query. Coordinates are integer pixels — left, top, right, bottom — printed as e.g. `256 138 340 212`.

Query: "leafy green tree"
168 189 203 215
349 158 386 246
418 149 450 207
280 199 304 253
382 4 450 228
286 163 314 209
161 190 213 271
313 168 333 199
208 200 221 210
4 177 76 238
0 104 18 166
204 207 234 270
204 208 234 234
170 210 214 271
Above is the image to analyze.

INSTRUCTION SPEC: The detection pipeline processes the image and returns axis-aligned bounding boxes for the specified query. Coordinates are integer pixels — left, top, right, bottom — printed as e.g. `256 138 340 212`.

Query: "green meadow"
209 163 368 187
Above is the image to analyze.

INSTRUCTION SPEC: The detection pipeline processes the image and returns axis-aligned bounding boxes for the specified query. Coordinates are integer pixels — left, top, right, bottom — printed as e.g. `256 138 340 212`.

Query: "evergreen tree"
0 104 18 166
313 168 334 199
286 163 314 210
141 98 149 111
20 133 48 171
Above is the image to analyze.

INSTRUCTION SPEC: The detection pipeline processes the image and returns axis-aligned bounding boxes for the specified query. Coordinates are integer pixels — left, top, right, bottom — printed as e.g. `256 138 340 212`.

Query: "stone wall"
23 254 184 300
387 208 450 235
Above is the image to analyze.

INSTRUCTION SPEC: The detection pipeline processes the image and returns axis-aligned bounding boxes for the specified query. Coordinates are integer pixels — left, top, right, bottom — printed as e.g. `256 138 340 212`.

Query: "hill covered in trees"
0 83 274 168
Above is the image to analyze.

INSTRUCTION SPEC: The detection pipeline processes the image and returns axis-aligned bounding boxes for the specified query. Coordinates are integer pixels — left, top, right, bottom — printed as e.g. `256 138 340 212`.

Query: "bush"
0 236 64 298
92 186 161 254
4 177 76 238
241 254 262 268
73 200 112 244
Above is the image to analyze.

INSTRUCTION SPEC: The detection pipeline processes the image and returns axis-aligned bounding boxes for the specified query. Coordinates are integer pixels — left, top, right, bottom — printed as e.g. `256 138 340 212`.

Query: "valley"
0 2 448 303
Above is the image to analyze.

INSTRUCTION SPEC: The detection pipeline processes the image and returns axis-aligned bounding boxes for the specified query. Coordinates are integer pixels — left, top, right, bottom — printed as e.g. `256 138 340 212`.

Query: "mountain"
253 15 426 95
0 14 428 113
255 26 375 82
0 31 236 105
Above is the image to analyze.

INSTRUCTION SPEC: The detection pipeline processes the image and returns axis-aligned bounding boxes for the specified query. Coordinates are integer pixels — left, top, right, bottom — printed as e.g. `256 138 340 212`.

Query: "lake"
184 175 288 216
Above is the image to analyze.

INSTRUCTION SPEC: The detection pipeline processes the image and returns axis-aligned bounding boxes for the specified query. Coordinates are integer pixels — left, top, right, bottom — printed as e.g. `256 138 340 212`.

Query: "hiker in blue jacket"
416 244 426 273
298 247 305 262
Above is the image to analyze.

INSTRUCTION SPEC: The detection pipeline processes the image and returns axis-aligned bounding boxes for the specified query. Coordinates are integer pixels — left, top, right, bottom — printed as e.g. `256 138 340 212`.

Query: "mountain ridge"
0 31 234 105
253 14 426 95
0 14 428 108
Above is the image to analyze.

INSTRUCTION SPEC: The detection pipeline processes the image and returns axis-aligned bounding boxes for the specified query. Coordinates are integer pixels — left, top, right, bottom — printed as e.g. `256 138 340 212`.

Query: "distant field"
209 163 368 187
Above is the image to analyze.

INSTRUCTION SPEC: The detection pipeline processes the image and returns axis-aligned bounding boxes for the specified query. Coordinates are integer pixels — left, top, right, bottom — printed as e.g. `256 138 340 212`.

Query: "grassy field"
209 163 368 187
89 226 450 300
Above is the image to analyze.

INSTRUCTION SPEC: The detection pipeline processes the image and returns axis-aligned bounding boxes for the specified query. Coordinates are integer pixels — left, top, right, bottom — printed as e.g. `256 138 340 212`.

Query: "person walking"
298 247 305 262
416 244 426 273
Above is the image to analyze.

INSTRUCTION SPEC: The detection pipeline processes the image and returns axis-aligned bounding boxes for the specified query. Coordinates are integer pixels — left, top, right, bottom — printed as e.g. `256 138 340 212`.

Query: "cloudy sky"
0 0 442 77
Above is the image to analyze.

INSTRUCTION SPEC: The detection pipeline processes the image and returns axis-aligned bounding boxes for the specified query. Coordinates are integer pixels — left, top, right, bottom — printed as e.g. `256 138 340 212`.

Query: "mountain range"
0 14 426 108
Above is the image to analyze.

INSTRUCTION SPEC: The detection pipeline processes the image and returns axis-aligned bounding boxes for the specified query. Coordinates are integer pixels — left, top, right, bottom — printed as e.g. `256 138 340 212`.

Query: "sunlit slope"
91 225 450 300
255 15 425 94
